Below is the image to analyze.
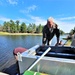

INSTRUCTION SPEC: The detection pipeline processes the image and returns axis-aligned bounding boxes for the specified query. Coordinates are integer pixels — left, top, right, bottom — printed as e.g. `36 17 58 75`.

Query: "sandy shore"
64 40 72 46
0 32 42 35
9 33 42 35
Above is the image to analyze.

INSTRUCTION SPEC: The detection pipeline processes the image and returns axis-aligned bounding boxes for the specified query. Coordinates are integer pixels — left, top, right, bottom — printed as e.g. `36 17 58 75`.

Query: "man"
42 17 60 46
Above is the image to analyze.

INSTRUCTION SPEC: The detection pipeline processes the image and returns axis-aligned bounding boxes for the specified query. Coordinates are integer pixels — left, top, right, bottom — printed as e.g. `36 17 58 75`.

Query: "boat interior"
36 46 75 59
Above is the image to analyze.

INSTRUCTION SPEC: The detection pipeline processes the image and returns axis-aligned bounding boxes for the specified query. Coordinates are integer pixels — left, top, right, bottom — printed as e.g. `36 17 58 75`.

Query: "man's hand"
42 44 45 46
55 42 59 46
44 38 46 41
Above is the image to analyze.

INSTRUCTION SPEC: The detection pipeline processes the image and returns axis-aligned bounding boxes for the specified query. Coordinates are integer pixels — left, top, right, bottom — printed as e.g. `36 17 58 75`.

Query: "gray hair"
47 17 54 22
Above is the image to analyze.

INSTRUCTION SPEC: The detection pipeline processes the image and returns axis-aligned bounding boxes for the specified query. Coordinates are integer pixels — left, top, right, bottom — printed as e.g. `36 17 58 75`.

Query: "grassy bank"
0 32 42 35
0 32 10 35
64 40 72 46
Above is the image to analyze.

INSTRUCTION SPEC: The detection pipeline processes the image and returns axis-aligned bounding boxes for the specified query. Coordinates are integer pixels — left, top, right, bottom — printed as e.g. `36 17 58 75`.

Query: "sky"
0 0 75 33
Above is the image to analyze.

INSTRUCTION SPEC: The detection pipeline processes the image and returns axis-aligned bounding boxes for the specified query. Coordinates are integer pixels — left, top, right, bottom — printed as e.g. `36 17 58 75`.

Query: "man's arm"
42 26 47 45
55 29 60 45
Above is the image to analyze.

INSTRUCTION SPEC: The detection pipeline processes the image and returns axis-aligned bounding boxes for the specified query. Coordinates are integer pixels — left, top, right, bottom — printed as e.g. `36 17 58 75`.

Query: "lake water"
0 35 67 75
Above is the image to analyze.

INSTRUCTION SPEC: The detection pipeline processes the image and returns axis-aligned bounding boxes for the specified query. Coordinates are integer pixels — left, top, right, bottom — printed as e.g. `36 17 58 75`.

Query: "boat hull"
18 45 75 75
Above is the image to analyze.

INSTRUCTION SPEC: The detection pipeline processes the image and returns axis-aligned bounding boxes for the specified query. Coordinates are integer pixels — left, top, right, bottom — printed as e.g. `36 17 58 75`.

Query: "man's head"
47 17 54 28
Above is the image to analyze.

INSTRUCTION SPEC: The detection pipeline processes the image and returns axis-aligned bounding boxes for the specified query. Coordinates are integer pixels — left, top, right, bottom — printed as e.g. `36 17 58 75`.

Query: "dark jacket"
42 24 60 45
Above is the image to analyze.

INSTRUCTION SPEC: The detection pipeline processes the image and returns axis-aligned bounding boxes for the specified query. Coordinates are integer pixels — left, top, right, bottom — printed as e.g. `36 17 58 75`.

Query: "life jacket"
13 47 27 55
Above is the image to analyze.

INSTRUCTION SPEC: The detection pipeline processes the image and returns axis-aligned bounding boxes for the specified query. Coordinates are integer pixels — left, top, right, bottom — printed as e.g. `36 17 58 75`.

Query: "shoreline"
64 40 72 46
0 32 42 35
0 32 72 46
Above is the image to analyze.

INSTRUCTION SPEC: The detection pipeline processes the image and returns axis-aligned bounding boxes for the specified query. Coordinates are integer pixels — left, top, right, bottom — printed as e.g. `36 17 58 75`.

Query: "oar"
27 47 51 71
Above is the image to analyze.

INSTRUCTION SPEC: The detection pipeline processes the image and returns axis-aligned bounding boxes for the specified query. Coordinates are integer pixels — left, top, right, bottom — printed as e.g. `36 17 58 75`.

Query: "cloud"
0 15 46 25
0 16 10 22
0 16 75 33
6 0 18 5
54 18 75 33
59 16 75 20
28 16 75 33
27 5 37 12
20 5 37 14
0 16 29 23
0 0 18 6
30 16 46 25
17 18 29 23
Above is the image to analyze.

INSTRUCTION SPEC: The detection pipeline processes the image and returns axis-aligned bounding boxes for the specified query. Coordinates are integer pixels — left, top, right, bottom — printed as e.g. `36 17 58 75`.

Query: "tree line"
0 20 43 33
69 27 75 35
0 19 66 34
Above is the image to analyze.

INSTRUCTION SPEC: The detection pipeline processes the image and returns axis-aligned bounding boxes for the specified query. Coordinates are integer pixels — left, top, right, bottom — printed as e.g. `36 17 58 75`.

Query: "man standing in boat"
42 17 60 46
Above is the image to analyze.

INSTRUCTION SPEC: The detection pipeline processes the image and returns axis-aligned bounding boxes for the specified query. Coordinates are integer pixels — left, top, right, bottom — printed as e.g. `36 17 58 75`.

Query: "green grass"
0 32 10 35
0 32 42 35
65 40 72 46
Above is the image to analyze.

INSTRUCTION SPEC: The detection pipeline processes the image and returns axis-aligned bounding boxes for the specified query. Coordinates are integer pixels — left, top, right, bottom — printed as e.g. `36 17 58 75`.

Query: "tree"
3 21 10 32
70 27 75 35
15 20 20 33
27 23 33 33
6 22 11 32
0 24 3 31
3 21 7 32
20 22 27 33
60 29 65 35
10 20 16 33
36 24 43 33
32 23 36 33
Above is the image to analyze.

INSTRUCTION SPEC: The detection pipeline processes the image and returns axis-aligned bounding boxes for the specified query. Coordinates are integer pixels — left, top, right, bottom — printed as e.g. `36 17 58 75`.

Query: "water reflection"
0 35 67 74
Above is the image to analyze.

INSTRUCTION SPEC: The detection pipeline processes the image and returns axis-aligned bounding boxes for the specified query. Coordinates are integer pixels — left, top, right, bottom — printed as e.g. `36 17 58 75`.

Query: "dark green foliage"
60 29 65 35
1 19 65 34
27 23 33 33
0 24 3 31
70 27 75 35
20 22 27 33
36 24 43 33
15 20 20 33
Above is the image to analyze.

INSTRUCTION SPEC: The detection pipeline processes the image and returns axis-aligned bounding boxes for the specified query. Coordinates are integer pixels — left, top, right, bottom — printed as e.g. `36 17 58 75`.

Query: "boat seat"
36 46 75 59
36 51 75 59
